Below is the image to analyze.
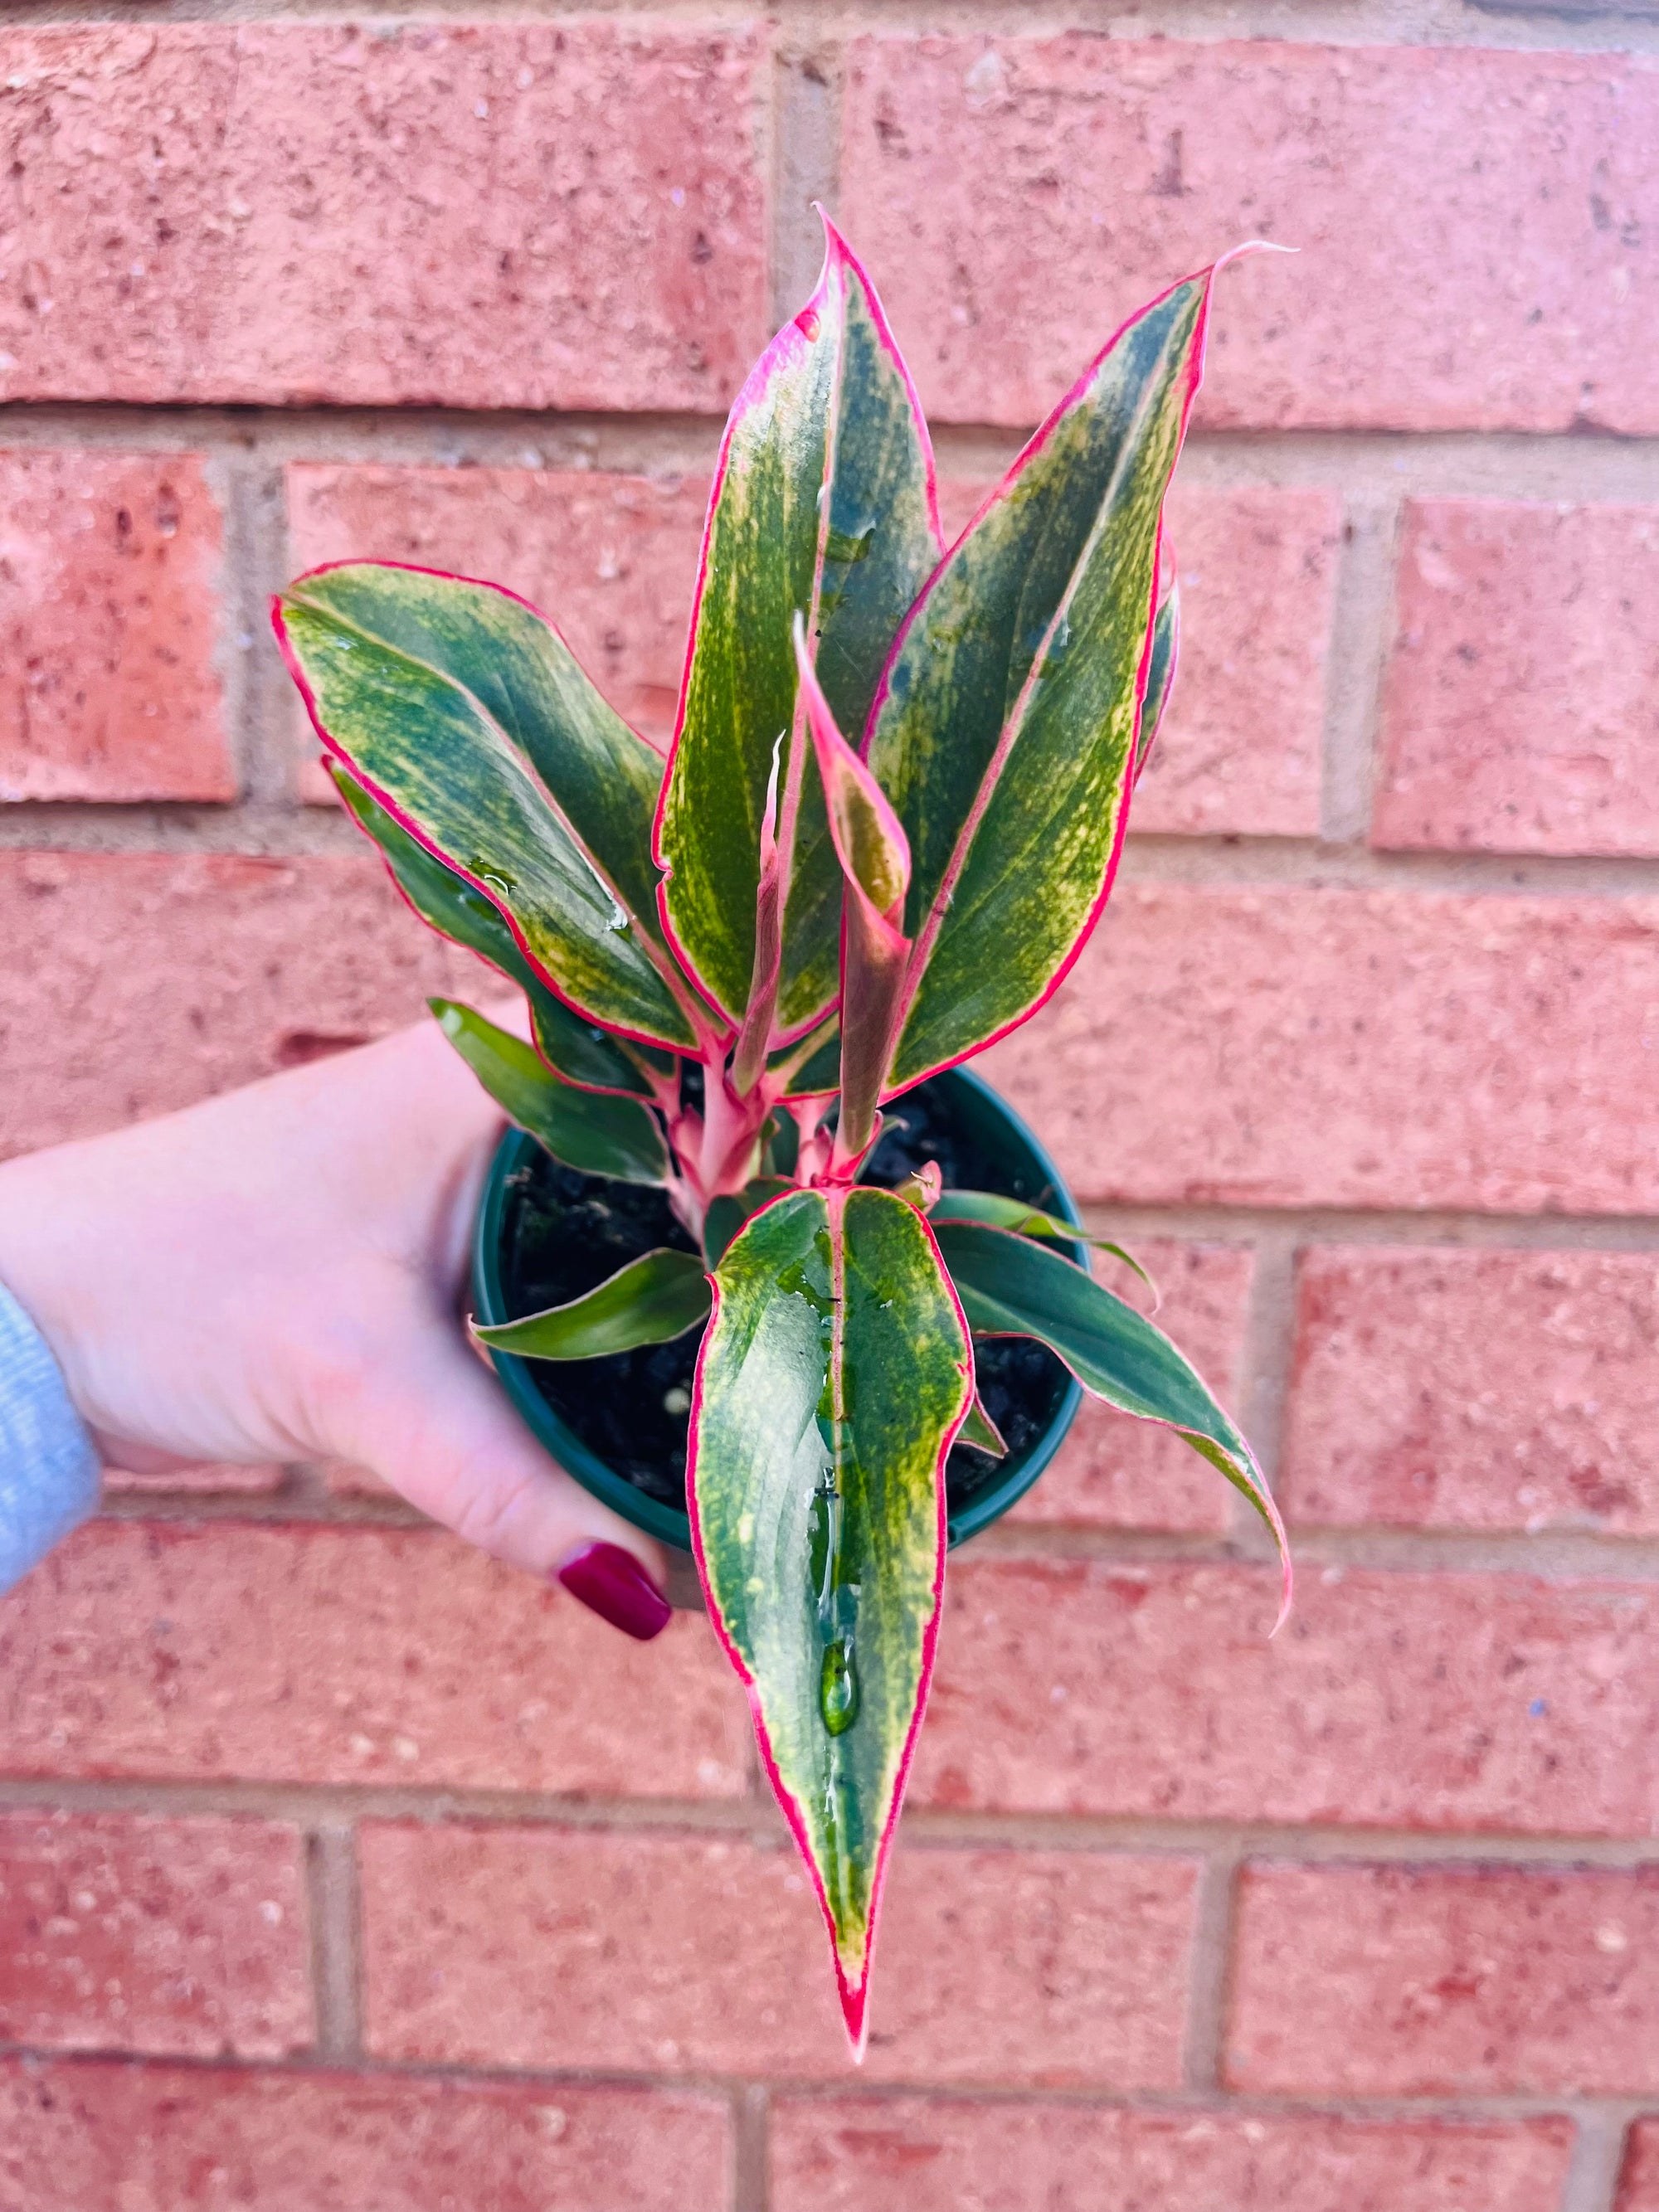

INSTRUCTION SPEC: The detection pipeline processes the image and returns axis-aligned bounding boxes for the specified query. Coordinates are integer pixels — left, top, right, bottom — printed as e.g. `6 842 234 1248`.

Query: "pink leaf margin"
684 1186 974 2057
272 558 712 1060
650 209 943 1035
860 245 1282 1102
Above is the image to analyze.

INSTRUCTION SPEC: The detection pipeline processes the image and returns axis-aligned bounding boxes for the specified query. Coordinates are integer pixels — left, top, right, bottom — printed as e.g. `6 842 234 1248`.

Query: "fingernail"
555 1541 672 1641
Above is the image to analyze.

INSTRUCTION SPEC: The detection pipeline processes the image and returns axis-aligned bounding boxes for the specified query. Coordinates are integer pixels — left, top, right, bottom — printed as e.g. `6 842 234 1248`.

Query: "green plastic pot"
472 1065 1083 1553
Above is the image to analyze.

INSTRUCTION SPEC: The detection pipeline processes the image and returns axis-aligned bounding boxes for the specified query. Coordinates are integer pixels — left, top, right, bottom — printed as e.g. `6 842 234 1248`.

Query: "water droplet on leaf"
820 1637 859 1734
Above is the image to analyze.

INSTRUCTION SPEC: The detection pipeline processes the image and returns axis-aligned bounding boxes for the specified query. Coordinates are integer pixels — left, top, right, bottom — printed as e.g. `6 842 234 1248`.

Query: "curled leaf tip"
1217 237 1299 270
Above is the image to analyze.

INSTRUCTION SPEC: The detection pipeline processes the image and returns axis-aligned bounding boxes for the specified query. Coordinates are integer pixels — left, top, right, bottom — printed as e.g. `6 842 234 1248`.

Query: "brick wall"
1 4 1656 2208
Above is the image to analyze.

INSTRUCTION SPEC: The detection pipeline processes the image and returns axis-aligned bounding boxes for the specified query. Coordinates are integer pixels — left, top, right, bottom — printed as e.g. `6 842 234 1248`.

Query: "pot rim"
471 1064 1084 1553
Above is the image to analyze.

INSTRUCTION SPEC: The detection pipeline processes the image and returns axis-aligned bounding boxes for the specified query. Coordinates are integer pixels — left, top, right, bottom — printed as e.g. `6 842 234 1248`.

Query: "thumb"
336 1318 674 1641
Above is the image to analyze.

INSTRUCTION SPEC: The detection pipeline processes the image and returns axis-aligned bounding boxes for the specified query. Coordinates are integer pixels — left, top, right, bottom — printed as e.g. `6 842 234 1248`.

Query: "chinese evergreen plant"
275 217 1289 2054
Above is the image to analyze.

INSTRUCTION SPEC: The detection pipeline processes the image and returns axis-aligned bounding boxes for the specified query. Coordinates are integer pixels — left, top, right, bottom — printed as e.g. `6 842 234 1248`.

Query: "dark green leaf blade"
1136 573 1180 783
275 562 699 1050
656 218 941 1033
431 1000 669 1184
474 1249 710 1360
333 766 660 1097
867 270 1219 1088
689 1186 971 2050
937 1221 1289 1625
929 1189 1155 1297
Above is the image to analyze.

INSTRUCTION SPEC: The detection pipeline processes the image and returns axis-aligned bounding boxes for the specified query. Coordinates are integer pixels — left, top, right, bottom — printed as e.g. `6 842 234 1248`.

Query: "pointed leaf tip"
688 1186 969 2062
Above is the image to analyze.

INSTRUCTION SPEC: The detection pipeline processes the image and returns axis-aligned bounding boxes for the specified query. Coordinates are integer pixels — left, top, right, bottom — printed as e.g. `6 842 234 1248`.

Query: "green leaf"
959 1393 1008 1459
431 1000 669 1184
275 562 702 1051
702 1176 793 1269
655 216 941 1034
474 1248 710 1360
937 1222 1289 1625
929 1189 1155 1299
690 1186 971 2051
333 767 662 1098
867 271 1219 1087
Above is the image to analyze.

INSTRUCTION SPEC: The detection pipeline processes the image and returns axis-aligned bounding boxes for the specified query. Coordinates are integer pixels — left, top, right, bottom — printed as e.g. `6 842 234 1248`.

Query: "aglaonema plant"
274 216 1290 2056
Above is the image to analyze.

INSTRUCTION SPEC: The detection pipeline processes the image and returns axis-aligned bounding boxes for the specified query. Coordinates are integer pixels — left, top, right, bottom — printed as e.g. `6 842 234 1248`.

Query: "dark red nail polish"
556 1541 672 1641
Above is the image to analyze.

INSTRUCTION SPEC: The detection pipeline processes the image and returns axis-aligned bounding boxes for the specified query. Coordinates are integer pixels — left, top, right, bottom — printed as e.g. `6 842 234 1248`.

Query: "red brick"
1376 500 1659 858
286 464 707 789
0 22 769 412
771 2096 1573 2212
0 1523 748 1797
841 38 1659 433
1231 1861 1659 2096
1620 2123 1659 2210
0 2057 727 2212
362 1823 1194 2086
0 1811 309 2059
1010 1242 1253 1532
937 479 1336 838
0 450 230 802
319 1457 394 1498
914 1557 1659 1836
0 850 484 1158
102 1461 286 1497
980 883 1659 1215
1282 1247 1659 1534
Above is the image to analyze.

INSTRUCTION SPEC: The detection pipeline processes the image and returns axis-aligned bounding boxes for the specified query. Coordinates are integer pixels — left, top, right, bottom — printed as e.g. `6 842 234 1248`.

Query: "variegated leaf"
333 767 662 1098
655 216 941 1036
866 270 1219 1089
689 1186 971 2050
937 1222 1290 1626
275 562 703 1051
430 1000 670 1184
474 1248 710 1359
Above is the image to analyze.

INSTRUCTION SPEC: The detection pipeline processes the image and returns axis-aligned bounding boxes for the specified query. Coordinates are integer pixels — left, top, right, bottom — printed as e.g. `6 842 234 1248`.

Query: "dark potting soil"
497 1076 1073 1523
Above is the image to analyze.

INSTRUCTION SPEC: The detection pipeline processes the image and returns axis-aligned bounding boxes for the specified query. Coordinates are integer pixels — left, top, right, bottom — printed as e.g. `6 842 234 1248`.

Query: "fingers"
337 1320 674 1641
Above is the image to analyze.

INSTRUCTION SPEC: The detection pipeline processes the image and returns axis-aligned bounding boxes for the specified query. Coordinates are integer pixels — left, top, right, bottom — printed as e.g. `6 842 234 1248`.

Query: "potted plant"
274 216 1289 2055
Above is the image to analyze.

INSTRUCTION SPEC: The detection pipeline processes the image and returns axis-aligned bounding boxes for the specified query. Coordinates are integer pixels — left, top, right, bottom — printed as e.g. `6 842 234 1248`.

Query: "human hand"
0 1009 671 1638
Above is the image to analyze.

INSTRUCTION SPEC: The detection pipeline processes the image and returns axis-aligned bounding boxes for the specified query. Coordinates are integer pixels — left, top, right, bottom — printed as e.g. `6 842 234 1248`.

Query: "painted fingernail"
555 1541 672 1641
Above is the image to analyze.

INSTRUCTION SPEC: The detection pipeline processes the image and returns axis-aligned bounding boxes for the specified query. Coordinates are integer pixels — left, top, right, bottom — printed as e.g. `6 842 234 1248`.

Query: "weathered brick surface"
0 2058 729 2212
0 1811 309 2059
0 450 231 803
937 479 1336 838
1010 1242 1253 1532
1621 2123 1659 2210
0 22 770 411
1230 1861 1659 2096
0 1523 748 1797
841 38 1659 433
362 1823 1194 2086
286 464 707 776
101 1461 286 1496
980 884 1659 1215
914 1557 1659 1836
1282 1247 1659 1534
0 850 483 1158
770 2097 1574 2212
1376 499 1659 857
